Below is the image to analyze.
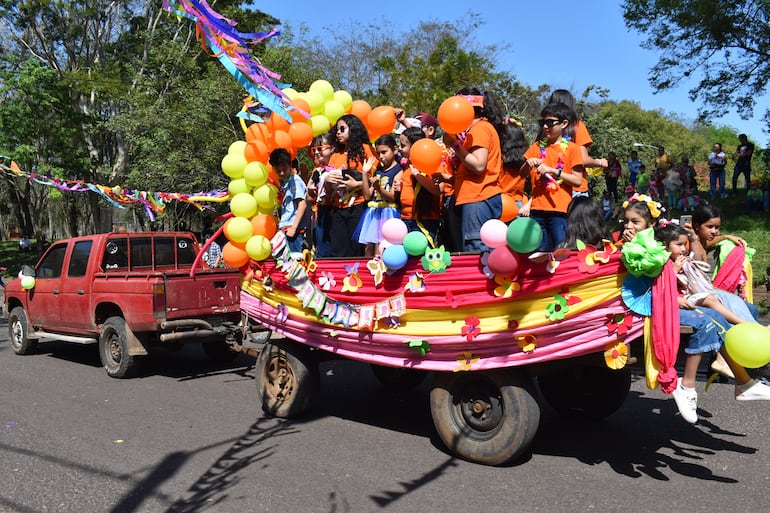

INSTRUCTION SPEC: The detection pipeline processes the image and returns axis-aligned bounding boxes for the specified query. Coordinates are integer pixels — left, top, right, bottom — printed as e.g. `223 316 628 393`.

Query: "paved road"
1 314 769 513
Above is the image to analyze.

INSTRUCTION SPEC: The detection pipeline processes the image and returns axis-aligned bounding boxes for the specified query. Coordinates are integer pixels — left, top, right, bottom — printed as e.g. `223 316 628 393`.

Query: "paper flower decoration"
341 262 363 293
318 271 336 291
507 319 519 330
300 249 318 273
546 294 569 321
366 258 387 287
454 351 480 372
529 248 570 273
276 302 289 323
621 228 669 278
607 312 635 337
461 316 481 341
405 339 431 356
516 335 537 353
604 341 628 369
404 272 426 293
493 275 521 298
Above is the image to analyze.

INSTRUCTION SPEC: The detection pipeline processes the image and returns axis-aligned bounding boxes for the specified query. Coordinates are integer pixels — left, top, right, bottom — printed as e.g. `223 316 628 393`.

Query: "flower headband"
622 193 664 219
457 94 484 107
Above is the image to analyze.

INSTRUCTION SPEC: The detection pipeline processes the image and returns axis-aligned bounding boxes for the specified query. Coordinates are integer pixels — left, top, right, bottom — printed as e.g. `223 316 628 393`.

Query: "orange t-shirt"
572 120 592 193
524 139 583 213
328 145 375 208
498 166 527 202
453 119 503 205
399 165 442 221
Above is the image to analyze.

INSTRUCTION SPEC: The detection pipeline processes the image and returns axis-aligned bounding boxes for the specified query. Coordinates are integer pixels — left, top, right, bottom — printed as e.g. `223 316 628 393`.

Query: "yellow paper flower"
493 275 521 298
604 341 628 369
454 352 480 372
516 335 537 353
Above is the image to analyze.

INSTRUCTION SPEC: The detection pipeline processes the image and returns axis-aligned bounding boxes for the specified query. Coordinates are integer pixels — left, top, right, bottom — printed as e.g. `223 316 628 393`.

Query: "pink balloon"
480 219 509 248
382 218 408 244
487 246 520 277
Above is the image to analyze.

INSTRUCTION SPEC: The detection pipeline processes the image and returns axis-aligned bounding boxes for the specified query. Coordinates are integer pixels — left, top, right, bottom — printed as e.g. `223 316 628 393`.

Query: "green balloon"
403 231 428 256
506 217 543 253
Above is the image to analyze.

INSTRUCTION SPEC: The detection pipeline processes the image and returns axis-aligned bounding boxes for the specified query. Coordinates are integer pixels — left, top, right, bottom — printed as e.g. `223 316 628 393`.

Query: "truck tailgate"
163 269 241 319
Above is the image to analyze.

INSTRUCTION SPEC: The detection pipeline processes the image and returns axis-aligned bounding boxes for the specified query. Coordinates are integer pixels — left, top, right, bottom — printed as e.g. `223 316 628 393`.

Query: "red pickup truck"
3 232 242 378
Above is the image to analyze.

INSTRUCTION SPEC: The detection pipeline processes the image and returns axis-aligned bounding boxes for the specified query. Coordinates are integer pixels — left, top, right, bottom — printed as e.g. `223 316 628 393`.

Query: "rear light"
152 282 166 319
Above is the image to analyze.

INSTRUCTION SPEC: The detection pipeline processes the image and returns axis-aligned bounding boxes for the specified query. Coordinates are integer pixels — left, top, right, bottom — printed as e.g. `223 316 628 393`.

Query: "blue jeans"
460 194 502 252
679 307 732 355
531 211 568 251
710 169 726 198
314 205 332 258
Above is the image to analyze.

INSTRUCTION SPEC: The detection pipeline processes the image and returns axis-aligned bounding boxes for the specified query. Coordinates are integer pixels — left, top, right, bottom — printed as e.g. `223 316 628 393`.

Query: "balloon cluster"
379 219 430 271
479 217 543 277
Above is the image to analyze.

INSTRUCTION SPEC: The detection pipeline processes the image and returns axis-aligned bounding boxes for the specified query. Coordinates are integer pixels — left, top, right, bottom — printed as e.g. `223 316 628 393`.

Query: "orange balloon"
350 100 372 123
246 122 270 143
251 214 278 239
288 121 314 149
271 130 293 151
437 96 475 134
367 105 396 138
244 140 269 163
290 98 311 123
500 193 520 222
222 241 250 268
268 112 290 133
409 138 443 174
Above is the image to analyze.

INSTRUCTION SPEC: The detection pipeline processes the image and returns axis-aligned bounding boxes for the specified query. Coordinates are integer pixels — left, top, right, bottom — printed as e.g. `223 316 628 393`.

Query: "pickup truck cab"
4 232 241 378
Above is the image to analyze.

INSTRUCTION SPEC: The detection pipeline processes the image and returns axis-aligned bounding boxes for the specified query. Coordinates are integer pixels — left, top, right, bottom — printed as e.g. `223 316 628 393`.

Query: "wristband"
556 169 562 178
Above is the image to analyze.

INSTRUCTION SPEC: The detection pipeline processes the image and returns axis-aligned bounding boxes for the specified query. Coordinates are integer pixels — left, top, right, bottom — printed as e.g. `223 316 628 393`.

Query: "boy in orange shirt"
521 102 585 250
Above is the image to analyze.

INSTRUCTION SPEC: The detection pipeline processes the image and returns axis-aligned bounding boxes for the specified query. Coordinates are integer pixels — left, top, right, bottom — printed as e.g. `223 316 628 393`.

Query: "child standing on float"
354 134 403 257
520 102 585 250
325 114 375 257
306 133 335 257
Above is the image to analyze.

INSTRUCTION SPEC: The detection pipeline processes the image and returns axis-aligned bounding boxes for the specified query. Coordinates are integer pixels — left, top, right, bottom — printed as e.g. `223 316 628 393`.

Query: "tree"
622 0 770 127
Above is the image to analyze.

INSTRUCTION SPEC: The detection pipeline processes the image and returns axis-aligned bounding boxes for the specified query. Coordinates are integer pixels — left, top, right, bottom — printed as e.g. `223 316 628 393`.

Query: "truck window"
130 237 153 270
36 244 67 279
177 237 196 266
103 238 128 271
68 241 93 277
154 237 175 267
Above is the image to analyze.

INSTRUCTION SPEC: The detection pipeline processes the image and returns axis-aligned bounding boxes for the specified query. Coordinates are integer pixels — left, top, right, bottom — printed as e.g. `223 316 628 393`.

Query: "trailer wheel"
370 364 427 392
255 339 319 418
99 316 141 379
537 365 631 420
8 307 37 355
430 369 540 466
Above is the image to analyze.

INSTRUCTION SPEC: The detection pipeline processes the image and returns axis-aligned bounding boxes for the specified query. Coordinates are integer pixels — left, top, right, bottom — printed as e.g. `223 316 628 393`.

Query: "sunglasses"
334 125 347 133
537 118 563 128
310 145 332 154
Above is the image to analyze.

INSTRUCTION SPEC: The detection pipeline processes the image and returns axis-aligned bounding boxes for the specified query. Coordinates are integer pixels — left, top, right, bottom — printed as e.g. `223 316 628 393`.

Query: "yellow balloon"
310 115 331 136
230 192 258 218
224 216 253 243
324 100 345 124
228 140 247 155
243 161 268 187
334 90 353 112
245 234 272 261
221 153 247 178
253 184 277 208
310 79 335 103
302 91 325 116
282 87 299 100
228 178 250 196
257 204 275 216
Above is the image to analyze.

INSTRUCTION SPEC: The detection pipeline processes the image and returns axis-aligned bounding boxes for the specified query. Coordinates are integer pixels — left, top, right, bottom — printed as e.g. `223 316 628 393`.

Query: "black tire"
8 307 37 355
201 341 238 363
430 369 541 466
537 365 631 421
254 339 319 418
370 364 427 392
99 316 141 379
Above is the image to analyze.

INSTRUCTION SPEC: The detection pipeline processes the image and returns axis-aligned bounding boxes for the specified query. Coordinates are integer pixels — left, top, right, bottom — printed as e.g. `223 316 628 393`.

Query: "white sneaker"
735 379 770 401
672 383 698 423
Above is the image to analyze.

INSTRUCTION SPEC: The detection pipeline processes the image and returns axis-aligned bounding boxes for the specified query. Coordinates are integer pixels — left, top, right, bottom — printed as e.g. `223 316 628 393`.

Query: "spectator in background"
202 235 221 268
676 157 697 188
708 143 728 199
746 180 764 213
604 151 622 203
731 133 754 191
19 236 30 252
654 145 673 174
627 150 643 188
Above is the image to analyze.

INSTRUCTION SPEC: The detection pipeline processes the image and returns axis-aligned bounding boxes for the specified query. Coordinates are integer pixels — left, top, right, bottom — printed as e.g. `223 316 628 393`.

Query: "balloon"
324 100 346 124
487 246 520 277
254 184 277 208
245 234 272 261
21 276 35 290
437 96 475 134
382 244 408 271
403 231 429 256
377 239 392 256
282 87 299 100
251 214 278 239
243 161 268 187
382 218 408 244
289 98 311 123
334 90 353 112
500 193 519 222
230 192 258 219
224 216 254 243
271 130 293 151
350 100 372 122
301 91 325 116
267 112 290 134
409 138 443 174
480 219 509 248
228 140 247 155
228 178 250 196
221 153 247 178
244 139 269 163
310 80 335 102
288 121 314 149
245 122 270 143
308 115 330 136
506 217 543 253
367 106 396 137
222 241 250 268
724 322 770 369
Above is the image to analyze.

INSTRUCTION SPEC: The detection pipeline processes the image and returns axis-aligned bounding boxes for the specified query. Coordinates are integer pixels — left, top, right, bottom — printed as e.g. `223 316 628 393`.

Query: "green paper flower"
546 294 569 321
621 228 669 277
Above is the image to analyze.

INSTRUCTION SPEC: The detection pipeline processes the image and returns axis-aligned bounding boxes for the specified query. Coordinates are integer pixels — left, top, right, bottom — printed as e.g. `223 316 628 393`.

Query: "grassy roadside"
0 241 42 284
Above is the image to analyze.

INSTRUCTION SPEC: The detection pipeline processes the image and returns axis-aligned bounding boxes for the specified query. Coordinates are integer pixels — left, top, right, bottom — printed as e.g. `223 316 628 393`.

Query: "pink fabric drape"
651 260 680 394
712 244 746 294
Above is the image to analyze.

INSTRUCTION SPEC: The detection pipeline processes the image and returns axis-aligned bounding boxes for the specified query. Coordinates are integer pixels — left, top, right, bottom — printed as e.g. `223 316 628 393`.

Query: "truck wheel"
254 339 319 418
537 365 631 420
99 316 141 379
370 364 427 392
201 341 238 363
430 369 540 466
8 307 37 355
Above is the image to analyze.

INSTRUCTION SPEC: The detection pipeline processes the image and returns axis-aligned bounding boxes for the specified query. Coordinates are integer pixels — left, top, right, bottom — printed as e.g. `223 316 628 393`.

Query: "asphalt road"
1 313 770 513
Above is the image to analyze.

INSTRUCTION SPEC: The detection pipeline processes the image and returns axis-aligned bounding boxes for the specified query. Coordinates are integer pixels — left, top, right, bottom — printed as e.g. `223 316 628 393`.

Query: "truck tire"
430 369 540 466
370 364 427 392
8 307 37 355
99 316 141 379
255 339 319 418
537 365 631 421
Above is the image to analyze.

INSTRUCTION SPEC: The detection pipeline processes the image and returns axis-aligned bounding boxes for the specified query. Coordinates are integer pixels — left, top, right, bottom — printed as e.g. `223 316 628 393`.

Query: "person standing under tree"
708 143 728 199
731 133 754 192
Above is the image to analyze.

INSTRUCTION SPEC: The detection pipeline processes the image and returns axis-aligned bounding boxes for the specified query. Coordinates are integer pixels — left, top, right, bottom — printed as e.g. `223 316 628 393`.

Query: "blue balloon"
382 244 408 270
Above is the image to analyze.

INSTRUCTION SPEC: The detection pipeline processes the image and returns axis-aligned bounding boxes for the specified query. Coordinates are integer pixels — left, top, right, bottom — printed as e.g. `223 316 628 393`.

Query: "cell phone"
680 214 692 226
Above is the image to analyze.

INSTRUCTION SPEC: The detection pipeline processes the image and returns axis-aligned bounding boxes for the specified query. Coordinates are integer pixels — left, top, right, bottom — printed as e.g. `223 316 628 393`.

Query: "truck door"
28 242 68 328
58 240 94 333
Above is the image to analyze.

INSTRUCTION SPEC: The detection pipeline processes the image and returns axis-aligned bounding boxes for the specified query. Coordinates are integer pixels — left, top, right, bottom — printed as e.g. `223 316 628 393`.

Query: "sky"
261 0 768 146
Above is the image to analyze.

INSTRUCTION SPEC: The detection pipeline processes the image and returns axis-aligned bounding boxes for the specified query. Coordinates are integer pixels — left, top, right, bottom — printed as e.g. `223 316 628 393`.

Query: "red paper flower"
461 316 481 341
607 312 634 337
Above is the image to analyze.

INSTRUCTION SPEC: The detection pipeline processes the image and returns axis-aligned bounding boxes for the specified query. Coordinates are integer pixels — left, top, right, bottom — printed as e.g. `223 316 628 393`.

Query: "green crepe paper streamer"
713 239 755 279
620 228 669 278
